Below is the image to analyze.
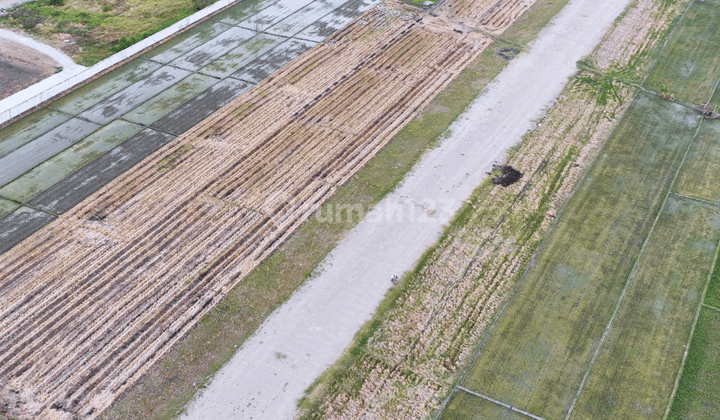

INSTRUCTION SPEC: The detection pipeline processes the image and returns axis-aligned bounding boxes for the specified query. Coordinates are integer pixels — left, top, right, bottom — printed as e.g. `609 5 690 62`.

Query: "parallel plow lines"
0 3 493 418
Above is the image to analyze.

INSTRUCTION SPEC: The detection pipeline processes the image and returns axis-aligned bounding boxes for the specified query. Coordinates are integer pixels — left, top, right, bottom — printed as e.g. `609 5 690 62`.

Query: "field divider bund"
701 303 720 312
0 0 246 126
663 206 720 419
671 192 720 208
456 386 546 420
0 194 59 216
566 103 707 420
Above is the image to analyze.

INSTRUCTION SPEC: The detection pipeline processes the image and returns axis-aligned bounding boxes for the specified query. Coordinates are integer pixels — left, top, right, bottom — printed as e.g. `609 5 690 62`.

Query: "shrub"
192 0 214 10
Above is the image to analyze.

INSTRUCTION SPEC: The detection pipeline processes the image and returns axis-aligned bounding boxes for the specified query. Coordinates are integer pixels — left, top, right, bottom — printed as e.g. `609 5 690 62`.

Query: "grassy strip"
443 389 527 419
668 307 720 419
99 18 515 420
705 245 720 308
0 0 204 65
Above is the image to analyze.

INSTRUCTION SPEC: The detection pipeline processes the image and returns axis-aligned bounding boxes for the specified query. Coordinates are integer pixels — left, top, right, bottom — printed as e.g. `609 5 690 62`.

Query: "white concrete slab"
181 0 635 418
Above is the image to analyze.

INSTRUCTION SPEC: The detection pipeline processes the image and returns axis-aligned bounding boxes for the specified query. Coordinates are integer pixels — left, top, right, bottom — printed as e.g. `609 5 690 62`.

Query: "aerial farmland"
0 0 719 418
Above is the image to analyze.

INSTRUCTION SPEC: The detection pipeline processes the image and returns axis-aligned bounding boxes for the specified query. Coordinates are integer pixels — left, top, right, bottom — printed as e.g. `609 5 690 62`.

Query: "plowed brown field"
440 0 536 32
0 0 537 418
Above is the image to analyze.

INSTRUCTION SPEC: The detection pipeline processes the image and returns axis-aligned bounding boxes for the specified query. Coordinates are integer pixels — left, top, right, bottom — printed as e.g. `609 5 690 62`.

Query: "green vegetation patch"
458 92 700 420
571 194 720 419
674 119 720 201
401 0 437 7
0 0 205 65
156 144 195 173
713 80 720 105
443 390 528 420
644 0 720 105
668 307 720 419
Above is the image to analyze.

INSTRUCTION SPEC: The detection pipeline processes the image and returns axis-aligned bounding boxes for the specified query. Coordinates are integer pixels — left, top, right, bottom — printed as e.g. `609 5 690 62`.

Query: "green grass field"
452 92 700 420
668 307 720 419
674 120 720 201
643 0 720 106
570 194 720 419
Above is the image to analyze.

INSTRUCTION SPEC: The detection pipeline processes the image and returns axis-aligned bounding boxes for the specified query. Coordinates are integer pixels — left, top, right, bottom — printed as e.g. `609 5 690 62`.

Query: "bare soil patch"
0 37 57 99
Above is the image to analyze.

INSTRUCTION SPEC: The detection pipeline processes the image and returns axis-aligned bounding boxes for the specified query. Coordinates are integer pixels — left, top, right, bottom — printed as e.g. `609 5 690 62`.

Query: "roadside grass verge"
456 92 700 420
643 0 720 105
668 307 720 419
571 194 720 419
100 15 517 420
0 0 204 65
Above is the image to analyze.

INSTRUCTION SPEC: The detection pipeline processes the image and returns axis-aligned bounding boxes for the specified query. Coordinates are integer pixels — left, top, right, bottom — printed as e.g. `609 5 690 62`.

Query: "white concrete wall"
0 0 241 125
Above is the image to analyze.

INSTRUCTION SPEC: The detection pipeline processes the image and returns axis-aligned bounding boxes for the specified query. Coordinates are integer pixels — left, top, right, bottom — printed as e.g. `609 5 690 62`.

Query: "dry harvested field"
438 0 536 34
0 0 552 416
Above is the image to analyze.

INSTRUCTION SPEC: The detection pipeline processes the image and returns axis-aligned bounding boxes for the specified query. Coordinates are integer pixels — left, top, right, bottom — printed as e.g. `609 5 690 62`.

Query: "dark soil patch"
496 47 519 60
491 164 523 187
0 59 45 100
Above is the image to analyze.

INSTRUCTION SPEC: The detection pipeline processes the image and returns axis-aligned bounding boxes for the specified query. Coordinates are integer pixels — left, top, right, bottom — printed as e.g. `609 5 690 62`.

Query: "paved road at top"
0 0 379 254
180 0 634 418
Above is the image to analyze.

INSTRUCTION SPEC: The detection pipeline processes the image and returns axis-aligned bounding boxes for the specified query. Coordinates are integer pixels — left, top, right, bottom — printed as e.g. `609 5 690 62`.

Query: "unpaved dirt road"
181 0 634 418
